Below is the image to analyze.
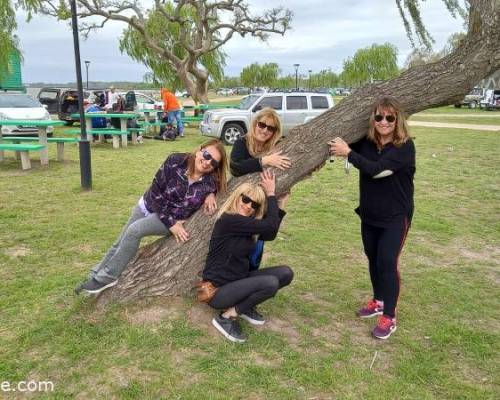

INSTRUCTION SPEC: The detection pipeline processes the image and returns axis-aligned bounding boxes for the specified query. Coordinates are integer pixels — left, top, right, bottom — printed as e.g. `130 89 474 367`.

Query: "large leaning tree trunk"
98 0 500 306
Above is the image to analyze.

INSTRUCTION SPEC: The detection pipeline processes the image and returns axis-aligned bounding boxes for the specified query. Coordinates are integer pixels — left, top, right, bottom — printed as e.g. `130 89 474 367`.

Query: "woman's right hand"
260 169 276 196
262 151 292 170
169 221 190 243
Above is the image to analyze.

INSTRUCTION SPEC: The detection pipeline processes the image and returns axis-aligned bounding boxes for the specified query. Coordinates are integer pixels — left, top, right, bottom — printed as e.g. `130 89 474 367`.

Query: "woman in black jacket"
202 170 293 343
330 97 415 340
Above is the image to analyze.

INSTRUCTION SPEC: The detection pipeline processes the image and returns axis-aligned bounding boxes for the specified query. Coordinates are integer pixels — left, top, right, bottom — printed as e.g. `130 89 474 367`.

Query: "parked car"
175 90 190 97
216 88 234 96
200 91 334 145
455 87 485 109
0 92 54 137
234 87 251 95
479 89 500 110
118 92 163 117
38 87 105 125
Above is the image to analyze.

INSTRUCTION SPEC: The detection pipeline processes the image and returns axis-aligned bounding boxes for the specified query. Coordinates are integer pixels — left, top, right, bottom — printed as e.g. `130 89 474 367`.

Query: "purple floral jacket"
142 153 217 228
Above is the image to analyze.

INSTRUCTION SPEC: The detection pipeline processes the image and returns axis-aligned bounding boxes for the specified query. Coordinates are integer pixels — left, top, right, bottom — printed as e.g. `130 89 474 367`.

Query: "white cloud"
15 0 465 83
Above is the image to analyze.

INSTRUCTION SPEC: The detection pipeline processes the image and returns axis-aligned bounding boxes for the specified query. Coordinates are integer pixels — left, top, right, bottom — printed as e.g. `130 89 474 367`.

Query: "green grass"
410 114 500 126
0 121 499 399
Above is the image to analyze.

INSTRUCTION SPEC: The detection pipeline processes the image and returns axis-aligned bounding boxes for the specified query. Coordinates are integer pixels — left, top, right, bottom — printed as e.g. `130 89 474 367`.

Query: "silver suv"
199 92 334 144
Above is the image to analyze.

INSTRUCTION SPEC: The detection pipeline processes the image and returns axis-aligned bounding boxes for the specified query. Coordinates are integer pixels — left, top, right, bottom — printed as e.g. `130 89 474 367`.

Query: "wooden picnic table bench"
0 143 46 170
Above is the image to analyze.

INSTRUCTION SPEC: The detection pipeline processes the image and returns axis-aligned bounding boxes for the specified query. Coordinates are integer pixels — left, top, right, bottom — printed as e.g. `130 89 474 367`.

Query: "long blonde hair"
186 139 228 193
217 182 267 220
367 97 411 148
245 107 282 157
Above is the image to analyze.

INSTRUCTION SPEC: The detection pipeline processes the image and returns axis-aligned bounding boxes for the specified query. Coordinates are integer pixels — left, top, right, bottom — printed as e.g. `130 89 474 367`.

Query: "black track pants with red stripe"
361 218 410 318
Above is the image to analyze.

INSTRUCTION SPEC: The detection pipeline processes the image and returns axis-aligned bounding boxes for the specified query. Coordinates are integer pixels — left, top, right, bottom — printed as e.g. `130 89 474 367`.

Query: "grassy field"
0 122 499 399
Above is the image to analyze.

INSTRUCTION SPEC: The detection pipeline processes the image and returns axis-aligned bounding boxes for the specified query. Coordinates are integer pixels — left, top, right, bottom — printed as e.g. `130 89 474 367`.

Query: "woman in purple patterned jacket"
76 139 228 295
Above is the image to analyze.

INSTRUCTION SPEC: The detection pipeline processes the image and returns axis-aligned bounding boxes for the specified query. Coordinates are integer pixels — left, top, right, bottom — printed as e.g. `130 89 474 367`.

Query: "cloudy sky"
15 0 466 83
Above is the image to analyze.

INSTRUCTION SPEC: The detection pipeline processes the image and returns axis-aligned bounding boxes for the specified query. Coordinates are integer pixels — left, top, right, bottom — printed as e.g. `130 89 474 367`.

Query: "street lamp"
84 60 90 89
293 63 300 91
308 69 312 90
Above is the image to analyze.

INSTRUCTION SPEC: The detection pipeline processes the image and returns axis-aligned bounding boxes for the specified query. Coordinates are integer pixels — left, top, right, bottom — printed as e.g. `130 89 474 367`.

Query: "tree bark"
98 0 500 305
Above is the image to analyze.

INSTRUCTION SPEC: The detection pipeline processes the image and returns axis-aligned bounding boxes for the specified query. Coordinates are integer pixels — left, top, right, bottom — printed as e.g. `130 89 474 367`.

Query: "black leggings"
361 219 410 318
209 266 294 315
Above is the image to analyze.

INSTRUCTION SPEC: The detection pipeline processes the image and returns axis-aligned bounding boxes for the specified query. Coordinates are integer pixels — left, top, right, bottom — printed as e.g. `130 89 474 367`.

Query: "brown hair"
216 182 267 220
245 107 282 157
186 139 228 193
367 97 411 148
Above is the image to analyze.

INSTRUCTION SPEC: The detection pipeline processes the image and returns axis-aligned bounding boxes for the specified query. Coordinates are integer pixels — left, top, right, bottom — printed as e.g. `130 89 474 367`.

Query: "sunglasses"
374 114 396 123
256 121 277 134
241 194 260 210
201 149 220 169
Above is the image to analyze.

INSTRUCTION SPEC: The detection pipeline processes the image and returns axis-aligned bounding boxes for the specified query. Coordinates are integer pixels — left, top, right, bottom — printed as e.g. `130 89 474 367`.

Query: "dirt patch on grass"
124 297 186 326
4 245 31 257
187 302 220 339
257 317 301 347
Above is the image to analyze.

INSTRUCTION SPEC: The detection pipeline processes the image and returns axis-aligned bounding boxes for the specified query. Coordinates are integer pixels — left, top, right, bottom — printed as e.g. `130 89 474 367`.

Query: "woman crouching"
201 170 293 343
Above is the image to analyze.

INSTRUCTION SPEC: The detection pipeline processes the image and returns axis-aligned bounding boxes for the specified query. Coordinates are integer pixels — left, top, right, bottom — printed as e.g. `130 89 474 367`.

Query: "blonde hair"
245 107 282 157
217 182 267 220
186 139 228 193
367 97 411 148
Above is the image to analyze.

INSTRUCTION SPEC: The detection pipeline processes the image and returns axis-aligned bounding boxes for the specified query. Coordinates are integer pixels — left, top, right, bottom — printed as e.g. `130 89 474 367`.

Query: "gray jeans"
90 205 170 283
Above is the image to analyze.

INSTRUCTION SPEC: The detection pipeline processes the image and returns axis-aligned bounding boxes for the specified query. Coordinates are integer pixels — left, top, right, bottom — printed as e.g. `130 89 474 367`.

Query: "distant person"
201 170 293 343
85 97 107 129
161 88 184 137
329 96 416 340
75 139 228 295
105 86 120 110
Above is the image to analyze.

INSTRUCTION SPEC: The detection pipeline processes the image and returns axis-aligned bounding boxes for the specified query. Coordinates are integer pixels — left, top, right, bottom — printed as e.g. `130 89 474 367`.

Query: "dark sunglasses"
201 149 220 169
241 194 260 210
256 121 277 134
374 114 396 123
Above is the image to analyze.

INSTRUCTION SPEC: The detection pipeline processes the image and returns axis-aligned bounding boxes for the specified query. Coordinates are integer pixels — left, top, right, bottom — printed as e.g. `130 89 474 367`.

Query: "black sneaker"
77 278 117 295
240 307 265 325
212 313 247 343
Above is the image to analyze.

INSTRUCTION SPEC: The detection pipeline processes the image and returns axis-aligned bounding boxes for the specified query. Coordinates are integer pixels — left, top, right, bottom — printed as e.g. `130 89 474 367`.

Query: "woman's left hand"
203 193 217 215
329 137 351 157
260 169 276 196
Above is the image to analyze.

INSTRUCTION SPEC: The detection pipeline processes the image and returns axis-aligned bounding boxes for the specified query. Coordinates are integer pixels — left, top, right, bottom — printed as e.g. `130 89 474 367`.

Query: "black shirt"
348 137 416 227
230 137 263 177
202 196 285 286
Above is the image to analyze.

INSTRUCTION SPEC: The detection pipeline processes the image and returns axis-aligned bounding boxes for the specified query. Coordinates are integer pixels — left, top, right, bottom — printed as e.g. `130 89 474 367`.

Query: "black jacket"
348 137 415 227
202 196 285 286
230 137 263 177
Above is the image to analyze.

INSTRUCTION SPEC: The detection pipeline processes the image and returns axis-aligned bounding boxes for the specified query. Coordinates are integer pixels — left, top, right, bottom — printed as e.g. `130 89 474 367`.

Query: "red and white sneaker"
356 299 383 318
372 315 397 340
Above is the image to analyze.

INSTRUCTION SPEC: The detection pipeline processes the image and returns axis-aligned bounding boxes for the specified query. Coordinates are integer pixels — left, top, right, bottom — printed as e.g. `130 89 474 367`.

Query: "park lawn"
0 124 499 399
409 114 500 126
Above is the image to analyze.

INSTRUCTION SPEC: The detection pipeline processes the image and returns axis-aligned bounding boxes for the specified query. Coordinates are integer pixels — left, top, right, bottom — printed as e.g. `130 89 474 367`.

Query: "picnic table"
137 109 164 134
70 112 140 146
0 119 65 166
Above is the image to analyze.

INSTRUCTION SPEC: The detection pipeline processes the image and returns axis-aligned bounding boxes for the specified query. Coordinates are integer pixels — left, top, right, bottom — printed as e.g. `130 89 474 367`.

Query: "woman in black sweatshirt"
330 97 415 340
202 170 293 343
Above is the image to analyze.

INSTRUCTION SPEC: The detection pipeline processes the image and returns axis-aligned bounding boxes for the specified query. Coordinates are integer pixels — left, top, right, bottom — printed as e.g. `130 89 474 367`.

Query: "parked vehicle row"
200 91 334 145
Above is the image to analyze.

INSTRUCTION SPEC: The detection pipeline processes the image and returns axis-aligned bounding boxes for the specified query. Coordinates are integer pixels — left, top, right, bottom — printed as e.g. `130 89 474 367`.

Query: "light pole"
84 60 90 89
308 69 312 90
70 0 92 190
293 63 300 91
